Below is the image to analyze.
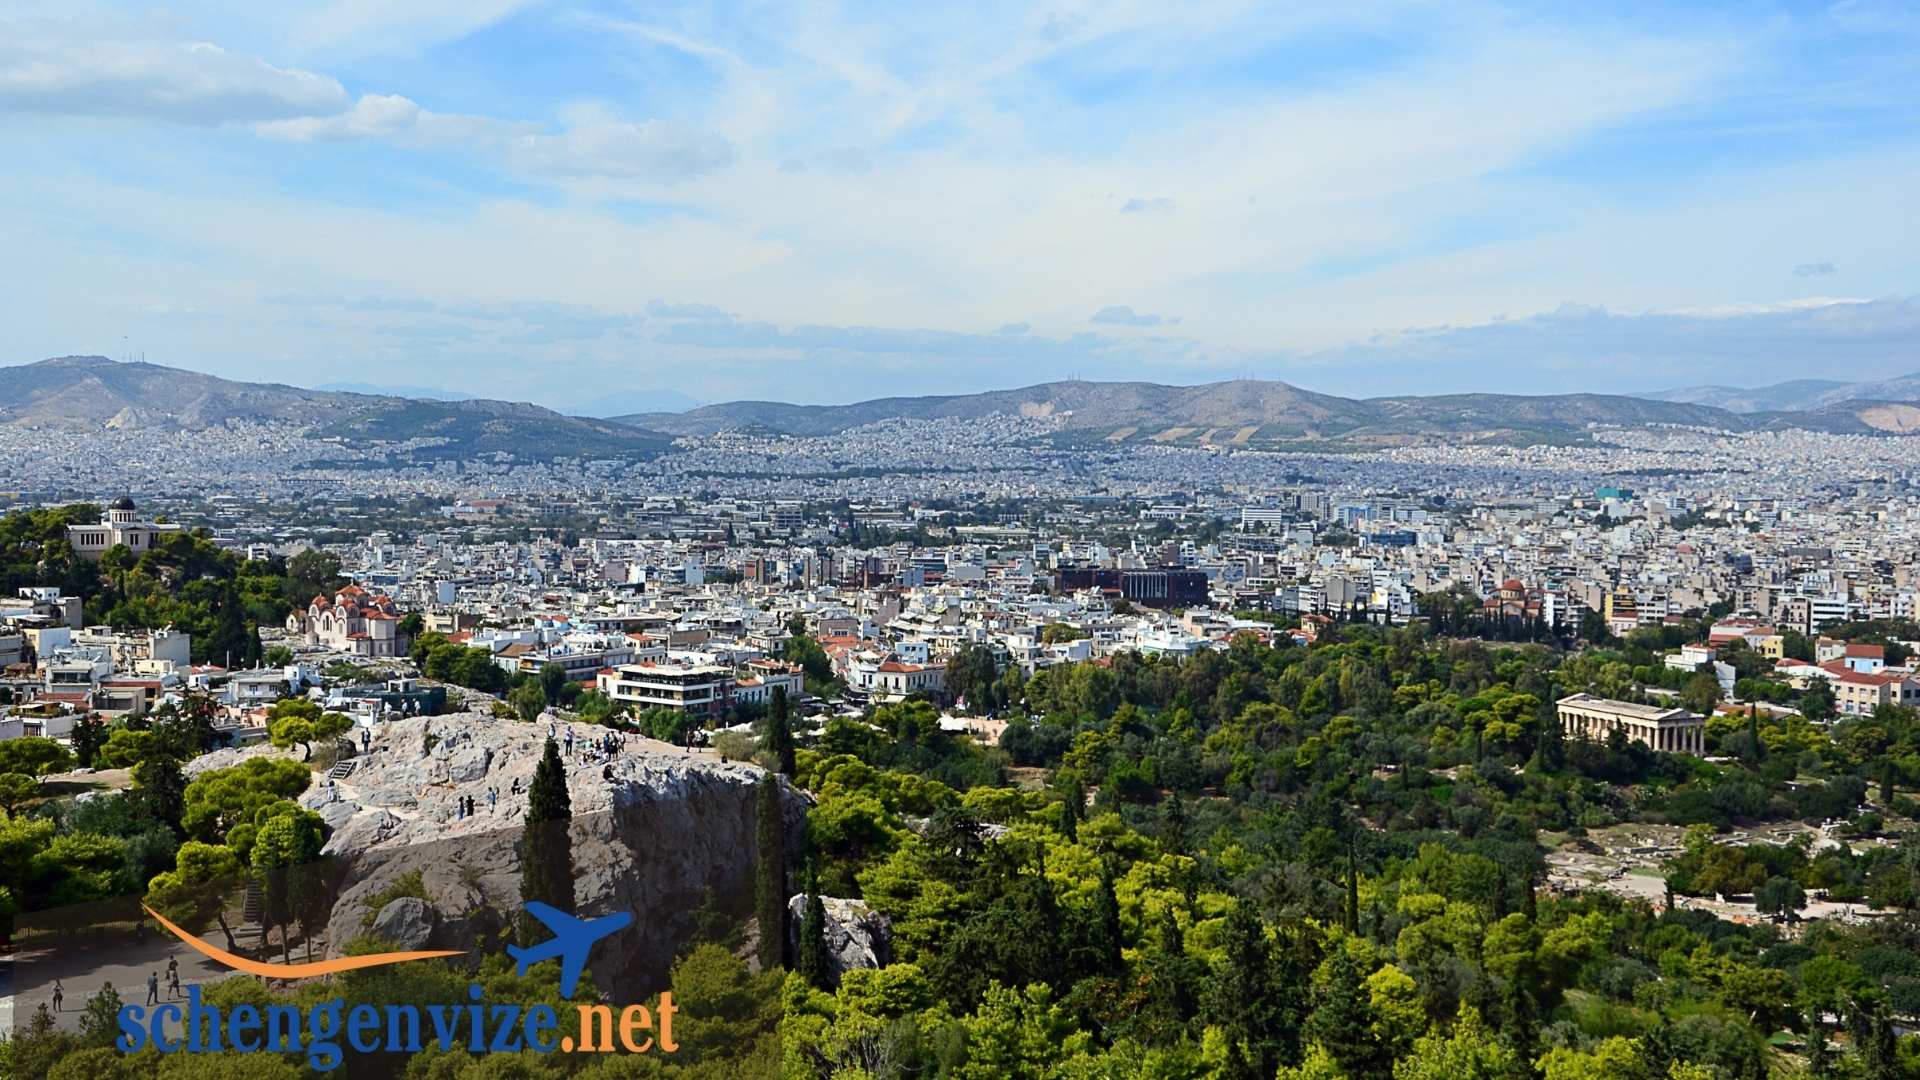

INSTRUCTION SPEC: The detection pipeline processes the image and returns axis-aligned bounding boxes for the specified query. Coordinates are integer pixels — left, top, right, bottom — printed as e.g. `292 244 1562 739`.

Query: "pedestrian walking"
51 979 62 1012
146 972 159 1006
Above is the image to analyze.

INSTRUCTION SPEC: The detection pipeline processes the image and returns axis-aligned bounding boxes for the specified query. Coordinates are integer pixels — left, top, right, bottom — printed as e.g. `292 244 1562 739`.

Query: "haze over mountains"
8 356 1920 454
1638 372 1920 412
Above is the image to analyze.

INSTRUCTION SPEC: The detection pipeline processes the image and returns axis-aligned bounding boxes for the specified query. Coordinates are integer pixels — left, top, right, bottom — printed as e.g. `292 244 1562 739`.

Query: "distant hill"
1756 399 1920 436
1637 372 1920 413
0 356 673 460
616 380 1378 440
613 378 1782 445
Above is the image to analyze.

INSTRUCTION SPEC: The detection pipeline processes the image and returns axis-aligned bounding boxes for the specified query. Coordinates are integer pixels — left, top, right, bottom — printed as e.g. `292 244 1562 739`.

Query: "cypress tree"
1086 859 1123 976
1058 774 1083 842
754 775 787 972
519 737 575 940
1144 906 1198 1036
766 687 797 778
1344 849 1360 934
796 857 831 989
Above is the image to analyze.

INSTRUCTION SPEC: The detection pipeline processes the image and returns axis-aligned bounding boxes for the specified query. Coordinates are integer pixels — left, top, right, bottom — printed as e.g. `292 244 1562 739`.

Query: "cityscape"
5 1 1920 1078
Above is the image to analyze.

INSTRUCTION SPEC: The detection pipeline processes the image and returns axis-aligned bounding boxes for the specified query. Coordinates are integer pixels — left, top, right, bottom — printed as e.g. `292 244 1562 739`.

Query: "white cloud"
1091 305 1179 327
257 92 420 140
503 106 735 182
258 95 731 183
256 92 526 145
0 26 347 124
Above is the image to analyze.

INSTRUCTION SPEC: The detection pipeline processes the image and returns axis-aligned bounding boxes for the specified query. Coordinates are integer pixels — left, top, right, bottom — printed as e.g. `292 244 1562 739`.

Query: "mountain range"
612 378 1920 445
1637 372 1920 412
8 356 1920 455
0 356 674 460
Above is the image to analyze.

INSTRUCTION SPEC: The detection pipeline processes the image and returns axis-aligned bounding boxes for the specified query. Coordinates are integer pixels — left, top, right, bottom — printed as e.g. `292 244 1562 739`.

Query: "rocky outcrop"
303 713 809 998
787 894 890 980
370 897 437 950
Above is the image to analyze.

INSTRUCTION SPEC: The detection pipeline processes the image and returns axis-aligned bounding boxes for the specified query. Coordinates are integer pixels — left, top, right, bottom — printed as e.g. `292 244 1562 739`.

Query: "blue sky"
1 0 1916 413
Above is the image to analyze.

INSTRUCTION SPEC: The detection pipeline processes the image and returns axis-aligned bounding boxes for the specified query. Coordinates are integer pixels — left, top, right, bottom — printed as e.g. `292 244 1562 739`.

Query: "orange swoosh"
143 904 464 978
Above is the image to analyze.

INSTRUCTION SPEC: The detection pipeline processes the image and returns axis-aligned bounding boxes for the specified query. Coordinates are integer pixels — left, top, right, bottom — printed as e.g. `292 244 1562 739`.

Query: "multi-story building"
732 659 804 706
595 660 735 720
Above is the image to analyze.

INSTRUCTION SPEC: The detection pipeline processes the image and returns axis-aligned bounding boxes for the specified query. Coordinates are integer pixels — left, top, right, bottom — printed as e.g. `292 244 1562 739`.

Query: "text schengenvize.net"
116 985 679 1070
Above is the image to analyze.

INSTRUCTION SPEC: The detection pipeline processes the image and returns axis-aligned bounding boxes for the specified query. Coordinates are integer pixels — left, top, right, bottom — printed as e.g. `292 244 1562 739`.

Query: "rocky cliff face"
294 713 808 997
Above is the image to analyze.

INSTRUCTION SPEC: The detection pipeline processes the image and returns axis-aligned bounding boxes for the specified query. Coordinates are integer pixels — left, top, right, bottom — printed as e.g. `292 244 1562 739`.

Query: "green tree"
540 661 569 706
1681 672 1722 717
0 738 73 777
265 698 351 761
249 808 326 964
796 857 831 990
1754 876 1805 922
1207 898 1301 1077
765 686 797 778
0 773 39 816
78 984 124 1048
181 757 312 843
146 840 247 951
1306 947 1387 1080
70 715 108 769
130 744 188 836
511 681 547 724
1394 1005 1526 1080
518 737 575 942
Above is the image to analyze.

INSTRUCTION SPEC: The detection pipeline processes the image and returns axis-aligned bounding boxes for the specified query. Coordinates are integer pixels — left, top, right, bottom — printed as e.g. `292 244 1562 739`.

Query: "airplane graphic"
506 901 633 999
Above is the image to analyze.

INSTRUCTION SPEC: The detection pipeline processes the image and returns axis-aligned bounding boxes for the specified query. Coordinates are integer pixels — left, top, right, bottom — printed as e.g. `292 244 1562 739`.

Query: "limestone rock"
787 894 890 979
307 711 810 999
370 897 437 950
